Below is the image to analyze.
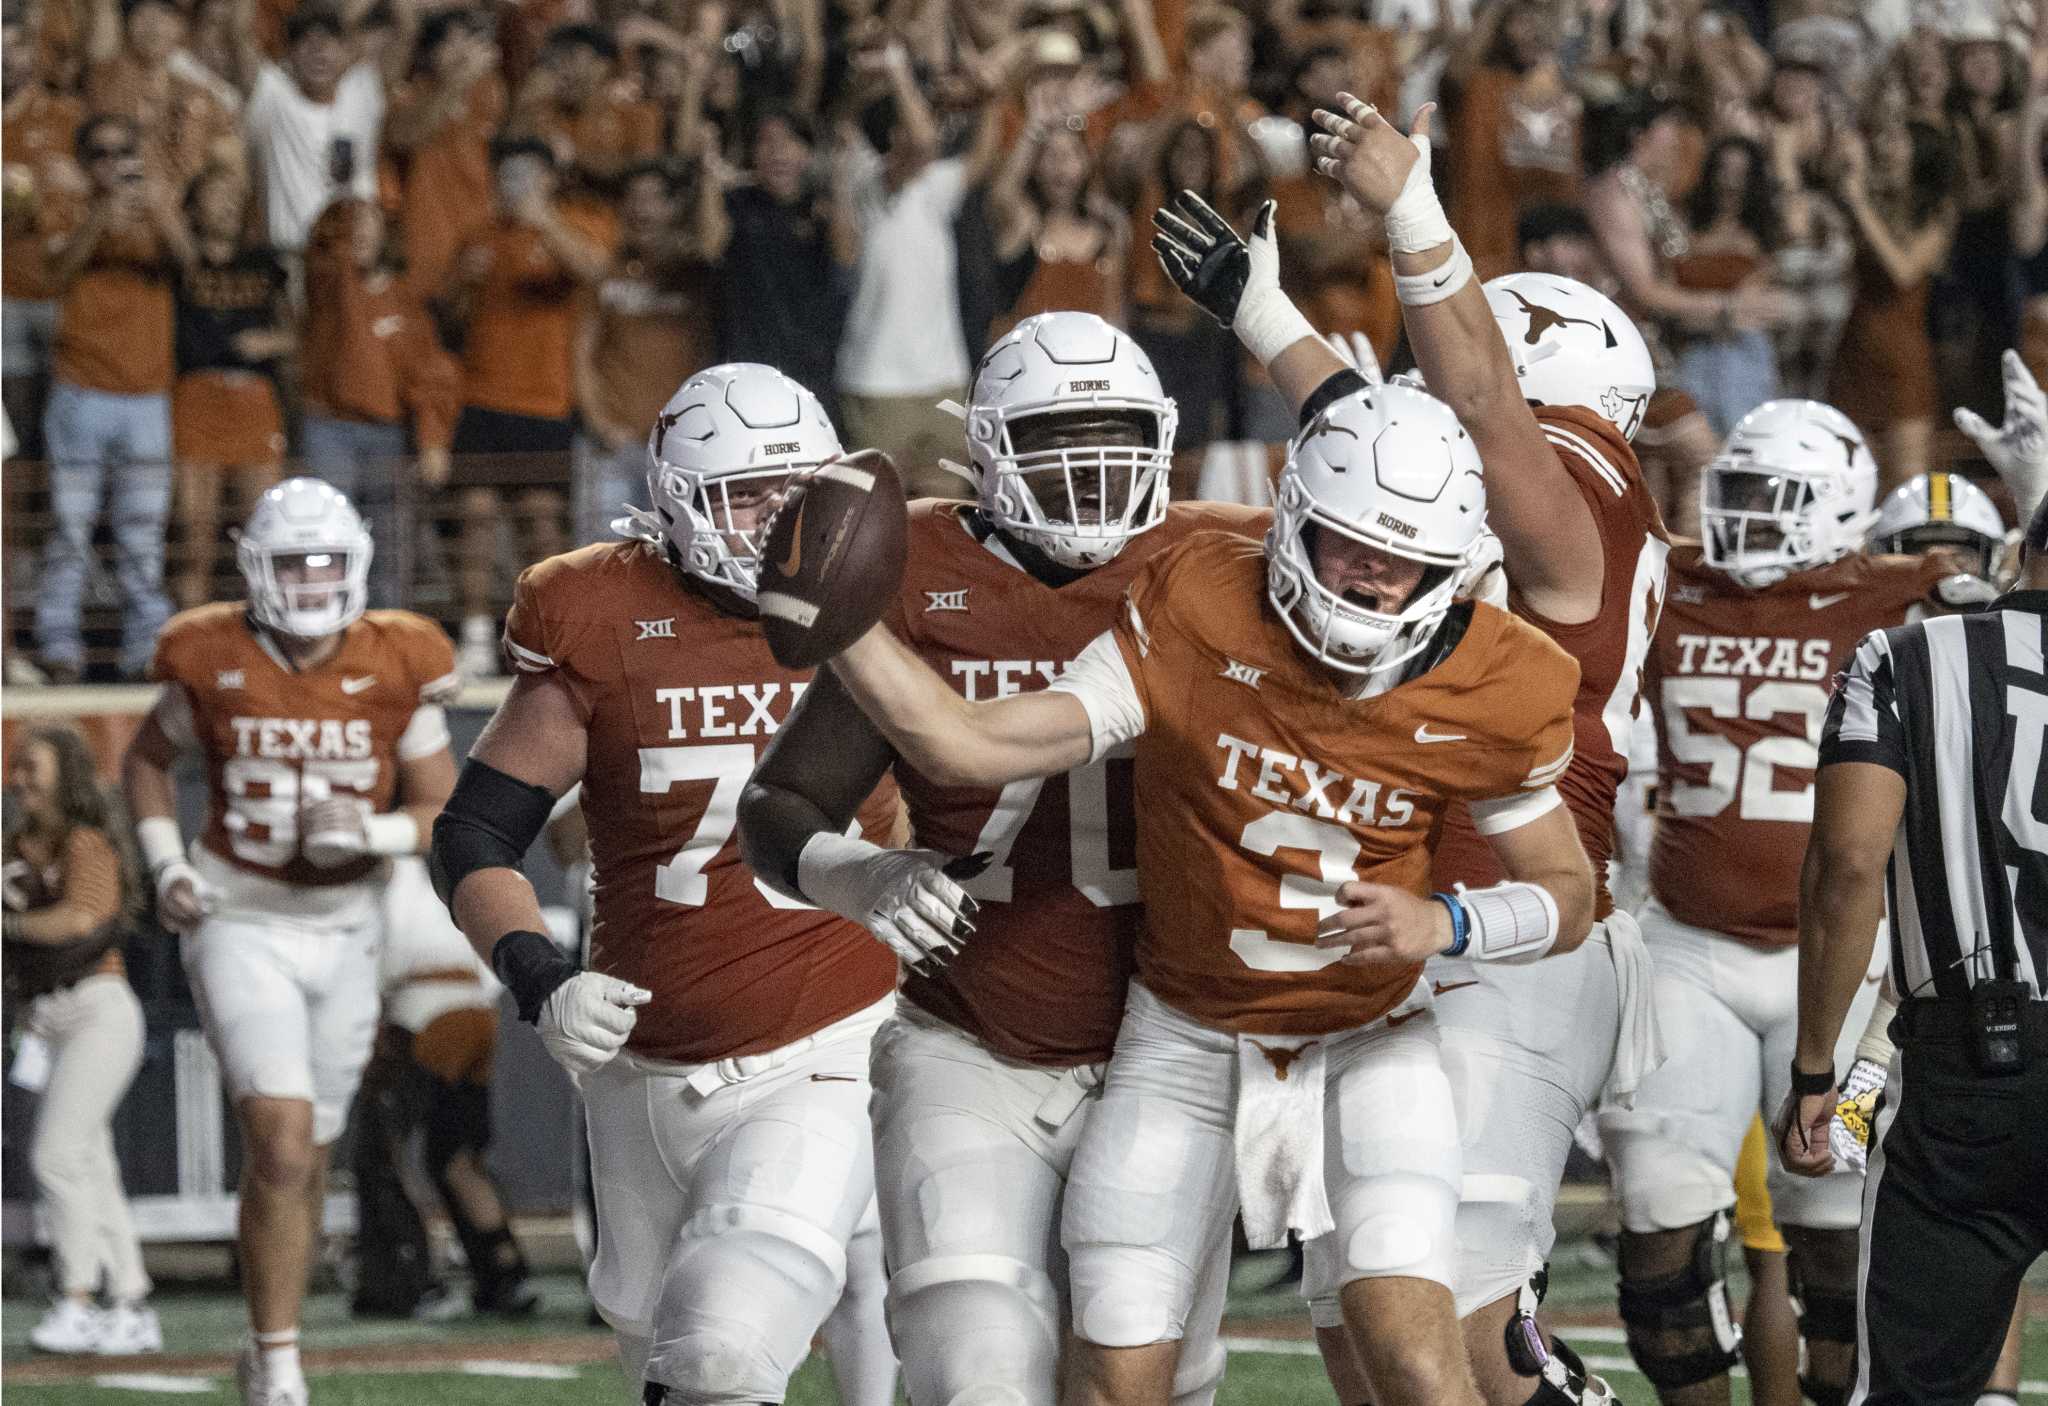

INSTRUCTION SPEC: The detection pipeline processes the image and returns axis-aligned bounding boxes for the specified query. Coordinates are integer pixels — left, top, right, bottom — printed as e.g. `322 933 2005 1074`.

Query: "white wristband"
797 830 888 918
364 813 420 857
1233 289 1320 368
1393 236 1473 307
1382 147 1454 253
1854 993 1898 1069
137 816 187 875
1456 880 1559 964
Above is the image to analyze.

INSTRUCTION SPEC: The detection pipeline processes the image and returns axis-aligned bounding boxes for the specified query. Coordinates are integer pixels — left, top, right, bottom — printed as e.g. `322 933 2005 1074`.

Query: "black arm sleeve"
428 759 560 910
739 666 899 901
1298 368 1372 429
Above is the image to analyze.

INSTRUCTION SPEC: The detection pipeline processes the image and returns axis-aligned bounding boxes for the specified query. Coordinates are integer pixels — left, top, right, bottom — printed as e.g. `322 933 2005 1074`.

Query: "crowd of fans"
4 0 2045 681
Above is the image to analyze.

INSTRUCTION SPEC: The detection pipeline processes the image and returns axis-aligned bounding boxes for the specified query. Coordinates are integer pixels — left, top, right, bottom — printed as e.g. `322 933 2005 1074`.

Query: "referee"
1778 488 2048 1403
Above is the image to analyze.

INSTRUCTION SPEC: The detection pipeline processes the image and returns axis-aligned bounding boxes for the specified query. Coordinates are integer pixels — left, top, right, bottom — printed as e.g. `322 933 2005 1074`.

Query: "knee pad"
1616 1213 1743 1391
645 1204 849 1405
1068 1243 1191 1349
886 1254 1060 1406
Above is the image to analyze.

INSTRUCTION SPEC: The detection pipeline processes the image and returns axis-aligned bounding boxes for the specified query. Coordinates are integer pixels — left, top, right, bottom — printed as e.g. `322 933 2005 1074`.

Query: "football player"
1157 96 1666 1404
820 367 1596 1406
1596 398 1951 1406
427 364 901 1406
737 310 1261 1406
1869 469 2013 612
122 479 460 1406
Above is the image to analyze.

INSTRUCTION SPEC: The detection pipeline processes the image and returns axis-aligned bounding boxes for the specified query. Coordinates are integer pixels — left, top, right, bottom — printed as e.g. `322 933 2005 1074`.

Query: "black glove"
1152 191 1273 330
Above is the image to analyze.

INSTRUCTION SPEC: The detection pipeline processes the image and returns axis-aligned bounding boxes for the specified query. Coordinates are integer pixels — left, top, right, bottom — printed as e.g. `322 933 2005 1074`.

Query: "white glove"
538 972 652 1077
1828 1055 1887 1174
154 860 215 933
798 832 982 974
300 797 371 868
1328 330 1384 386
1954 349 2048 524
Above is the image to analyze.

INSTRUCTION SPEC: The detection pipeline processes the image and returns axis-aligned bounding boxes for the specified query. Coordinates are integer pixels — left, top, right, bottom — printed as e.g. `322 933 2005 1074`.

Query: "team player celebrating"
819 354 1595 1406
428 364 900 1406
739 310 1261 1406
122 479 461 1406
1155 94 1667 1405
1599 399 1951 1406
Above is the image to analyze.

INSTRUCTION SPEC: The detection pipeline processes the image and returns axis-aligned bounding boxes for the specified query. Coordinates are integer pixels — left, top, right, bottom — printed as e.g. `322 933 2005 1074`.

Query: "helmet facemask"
241 542 371 640
1701 458 1873 589
981 405 1171 568
1879 521 2003 579
649 458 807 601
1264 476 1474 680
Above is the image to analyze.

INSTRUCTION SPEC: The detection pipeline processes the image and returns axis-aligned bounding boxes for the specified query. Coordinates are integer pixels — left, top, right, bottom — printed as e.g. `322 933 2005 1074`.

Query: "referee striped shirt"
1819 590 2048 1001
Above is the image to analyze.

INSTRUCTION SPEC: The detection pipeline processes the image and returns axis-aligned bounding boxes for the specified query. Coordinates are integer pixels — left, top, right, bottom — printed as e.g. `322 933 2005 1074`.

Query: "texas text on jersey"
149 602 459 893
503 539 899 1062
1430 405 1669 916
884 499 1269 1066
1646 544 1951 944
1103 532 1580 1035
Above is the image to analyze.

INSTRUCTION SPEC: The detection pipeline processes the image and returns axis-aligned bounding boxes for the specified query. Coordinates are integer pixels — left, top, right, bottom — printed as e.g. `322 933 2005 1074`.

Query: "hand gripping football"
757 449 910 669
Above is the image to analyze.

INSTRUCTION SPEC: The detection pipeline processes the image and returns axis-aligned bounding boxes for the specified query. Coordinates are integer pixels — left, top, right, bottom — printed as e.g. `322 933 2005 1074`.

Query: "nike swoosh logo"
1432 269 1453 287
1388 1007 1428 1028
1431 979 1479 997
774 495 807 578
1414 724 1466 744
341 676 377 694
1809 592 1850 610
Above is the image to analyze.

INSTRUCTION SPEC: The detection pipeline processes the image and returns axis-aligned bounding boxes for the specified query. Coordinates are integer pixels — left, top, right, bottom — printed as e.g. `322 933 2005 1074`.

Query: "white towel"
1233 1035 1335 1249
1600 909 1664 1108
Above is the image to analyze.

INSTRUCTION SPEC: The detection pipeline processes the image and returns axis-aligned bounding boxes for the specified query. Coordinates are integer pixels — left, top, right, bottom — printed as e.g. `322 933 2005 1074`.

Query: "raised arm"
1835 133 1953 289
829 623 1097 790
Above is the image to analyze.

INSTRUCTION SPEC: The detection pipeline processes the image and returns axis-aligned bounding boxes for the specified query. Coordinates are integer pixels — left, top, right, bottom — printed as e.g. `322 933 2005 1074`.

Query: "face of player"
707 474 790 555
272 550 350 618
1706 469 1791 550
1013 410 1148 526
7 740 61 829
1308 526 1428 615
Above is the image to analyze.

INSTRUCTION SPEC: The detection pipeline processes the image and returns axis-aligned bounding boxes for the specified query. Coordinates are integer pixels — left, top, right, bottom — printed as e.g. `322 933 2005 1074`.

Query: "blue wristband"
1432 892 1468 958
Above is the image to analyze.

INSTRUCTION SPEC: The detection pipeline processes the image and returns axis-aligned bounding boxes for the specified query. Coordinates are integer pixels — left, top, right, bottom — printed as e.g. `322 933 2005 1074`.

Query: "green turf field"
5 1251 2045 1403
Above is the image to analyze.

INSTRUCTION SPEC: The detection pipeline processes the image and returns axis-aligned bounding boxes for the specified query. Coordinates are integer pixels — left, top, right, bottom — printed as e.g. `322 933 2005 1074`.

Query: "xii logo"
636 618 676 641
924 590 969 613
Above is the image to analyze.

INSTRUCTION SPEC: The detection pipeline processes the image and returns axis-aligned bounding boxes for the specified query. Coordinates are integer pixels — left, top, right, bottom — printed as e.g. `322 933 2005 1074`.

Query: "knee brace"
645 1204 848 1406
1503 1271 1616 1406
1617 1213 1743 1391
1786 1233 1860 1406
886 1254 1060 1406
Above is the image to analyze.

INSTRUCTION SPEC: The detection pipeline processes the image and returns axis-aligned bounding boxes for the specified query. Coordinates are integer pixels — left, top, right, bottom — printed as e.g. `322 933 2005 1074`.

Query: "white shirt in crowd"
244 60 384 252
836 148 971 399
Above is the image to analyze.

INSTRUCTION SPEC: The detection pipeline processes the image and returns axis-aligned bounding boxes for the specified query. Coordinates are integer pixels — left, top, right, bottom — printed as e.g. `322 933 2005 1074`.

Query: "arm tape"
1299 369 1372 431
428 759 560 909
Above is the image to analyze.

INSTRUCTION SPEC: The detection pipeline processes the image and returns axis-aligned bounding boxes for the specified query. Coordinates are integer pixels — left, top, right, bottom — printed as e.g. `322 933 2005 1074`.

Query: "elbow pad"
429 760 560 909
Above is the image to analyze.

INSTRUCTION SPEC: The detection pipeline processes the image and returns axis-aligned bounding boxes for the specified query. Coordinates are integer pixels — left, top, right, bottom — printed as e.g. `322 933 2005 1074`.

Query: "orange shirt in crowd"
459 206 612 421
85 57 239 197
577 252 714 442
302 214 462 447
3 88 87 302
391 73 507 298
1447 67 1582 282
45 206 176 394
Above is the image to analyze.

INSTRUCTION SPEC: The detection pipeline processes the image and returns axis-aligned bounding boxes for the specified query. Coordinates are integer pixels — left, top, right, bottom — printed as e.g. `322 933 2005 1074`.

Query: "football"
756 449 910 669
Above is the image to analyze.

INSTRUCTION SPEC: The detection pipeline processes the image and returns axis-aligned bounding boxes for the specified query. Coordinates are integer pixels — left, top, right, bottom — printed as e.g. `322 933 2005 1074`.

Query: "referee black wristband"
1789 1062 1836 1097
492 929 578 1025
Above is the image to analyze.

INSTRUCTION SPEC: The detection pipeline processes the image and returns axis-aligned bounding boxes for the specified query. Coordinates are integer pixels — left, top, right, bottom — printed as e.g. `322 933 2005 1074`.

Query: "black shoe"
473 1279 540 1319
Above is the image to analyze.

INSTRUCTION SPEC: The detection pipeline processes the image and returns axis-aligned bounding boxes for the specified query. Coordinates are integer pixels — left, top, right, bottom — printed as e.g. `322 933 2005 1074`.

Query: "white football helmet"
645 363 842 600
237 477 373 639
1700 399 1880 589
1266 383 1490 679
959 311 1177 569
1870 470 2008 579
1484 273 1655 441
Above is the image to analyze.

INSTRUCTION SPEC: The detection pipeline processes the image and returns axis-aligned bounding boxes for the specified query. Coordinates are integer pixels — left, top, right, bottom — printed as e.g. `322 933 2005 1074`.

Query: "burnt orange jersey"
1431 407 1670 918
1646 546 1949 944
504 541 898 1063
883 500 1269 1066
148 605 459 889
1104 533 1580 1035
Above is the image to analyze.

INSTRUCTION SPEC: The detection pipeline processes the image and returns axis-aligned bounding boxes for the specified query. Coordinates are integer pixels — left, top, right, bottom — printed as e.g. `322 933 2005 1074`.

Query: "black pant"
1859 1033 2048 1403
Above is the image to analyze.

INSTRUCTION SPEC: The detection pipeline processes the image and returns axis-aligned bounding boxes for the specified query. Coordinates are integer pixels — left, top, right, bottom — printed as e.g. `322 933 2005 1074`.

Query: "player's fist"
300 796 371 868
1313 881 1453 967
538 972 652 1077
798 832 987 975
154 860 214 933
